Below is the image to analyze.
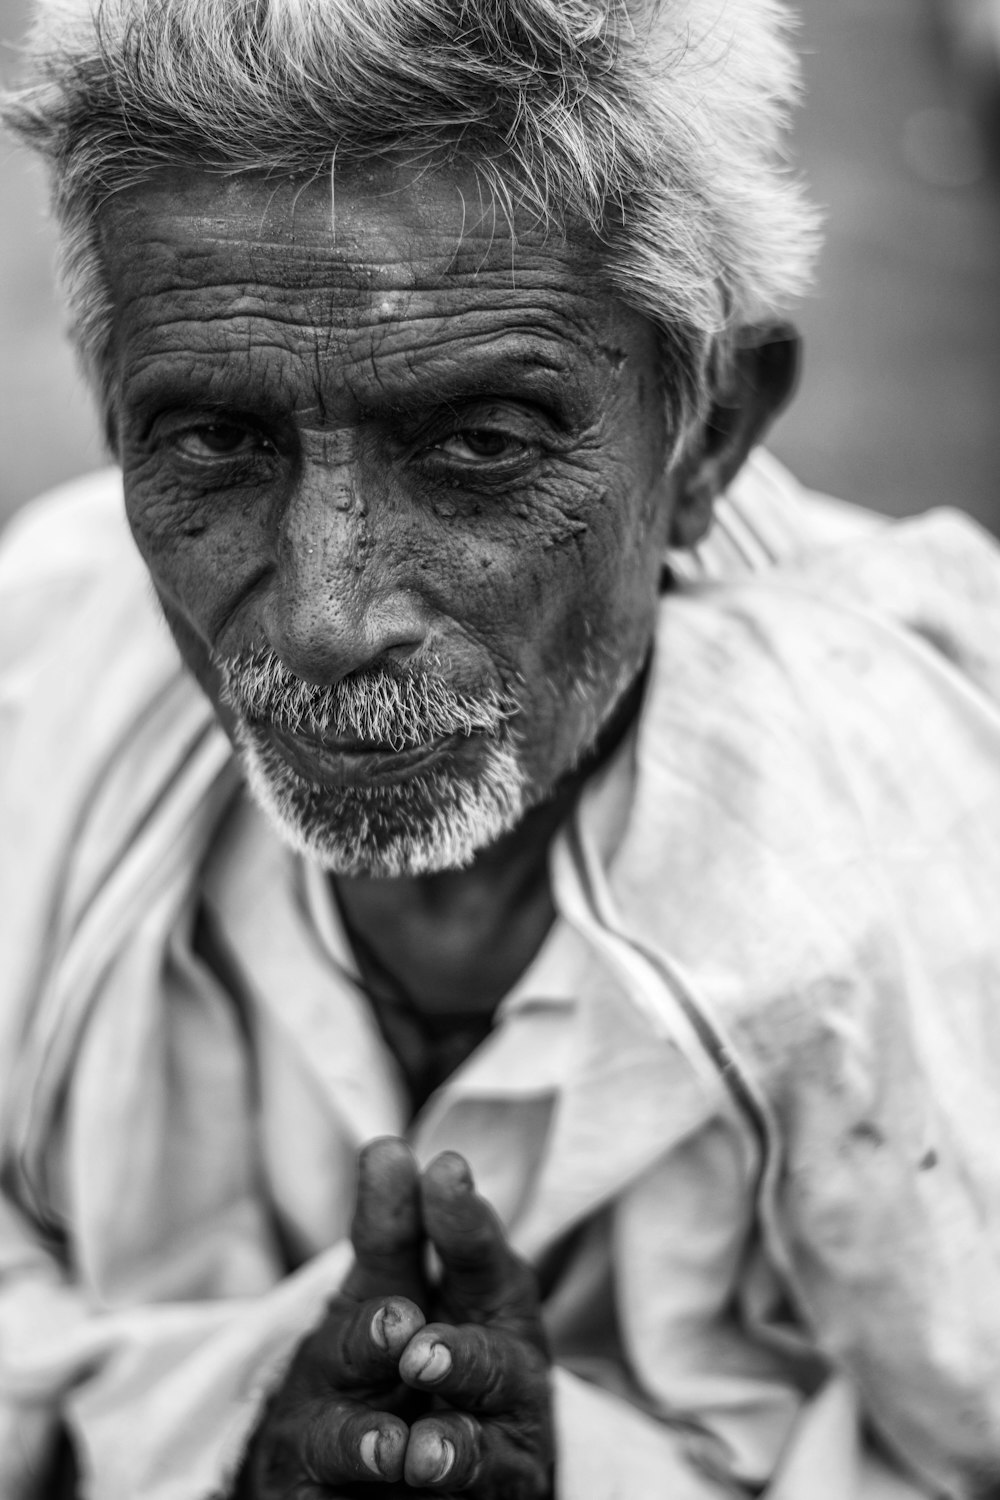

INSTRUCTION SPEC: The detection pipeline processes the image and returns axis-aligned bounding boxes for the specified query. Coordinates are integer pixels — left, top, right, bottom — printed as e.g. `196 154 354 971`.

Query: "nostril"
265 585 429 687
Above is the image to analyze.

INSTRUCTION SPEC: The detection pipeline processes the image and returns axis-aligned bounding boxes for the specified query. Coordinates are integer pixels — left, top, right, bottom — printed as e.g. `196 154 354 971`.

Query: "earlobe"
668 323 801 548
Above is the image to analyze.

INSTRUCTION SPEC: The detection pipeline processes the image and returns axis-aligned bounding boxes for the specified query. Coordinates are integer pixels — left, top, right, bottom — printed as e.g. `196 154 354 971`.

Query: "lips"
262 722 465 787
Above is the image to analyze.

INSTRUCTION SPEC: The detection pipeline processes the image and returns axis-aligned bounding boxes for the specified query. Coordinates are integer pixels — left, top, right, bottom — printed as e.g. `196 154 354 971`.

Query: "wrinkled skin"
236 1139 552 1498
98 161 797 1491
102 163 689 809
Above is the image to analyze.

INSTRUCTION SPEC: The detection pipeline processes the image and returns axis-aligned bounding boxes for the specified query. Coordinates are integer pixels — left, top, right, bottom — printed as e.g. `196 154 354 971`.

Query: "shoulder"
0 469 192 781
0 468 133 596
668 447 887 583
658 482 1000 717
0 468 151 677
615 507 1000 1477
618 501 1000 1054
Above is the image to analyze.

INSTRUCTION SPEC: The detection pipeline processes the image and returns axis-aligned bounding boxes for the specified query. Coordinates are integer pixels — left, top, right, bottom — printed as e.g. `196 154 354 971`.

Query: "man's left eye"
172 423 266 460
433 429 526 462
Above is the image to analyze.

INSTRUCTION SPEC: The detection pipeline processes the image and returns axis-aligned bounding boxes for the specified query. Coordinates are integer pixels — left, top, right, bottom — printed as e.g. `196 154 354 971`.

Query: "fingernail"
370 1306 389 1350
360 1429 382 1476
415 1341 452 1383
431 1437 455 1483
430 1152 472 1191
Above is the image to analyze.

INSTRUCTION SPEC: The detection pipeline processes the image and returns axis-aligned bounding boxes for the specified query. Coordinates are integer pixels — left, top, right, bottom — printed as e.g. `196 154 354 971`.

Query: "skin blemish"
107 163 682 831
376 286 413 317
542 518 588 551
599 341 628 371
370 262 408 288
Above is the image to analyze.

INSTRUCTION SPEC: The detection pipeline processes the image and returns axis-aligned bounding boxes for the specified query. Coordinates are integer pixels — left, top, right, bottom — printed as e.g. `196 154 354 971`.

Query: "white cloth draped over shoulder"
2 453 1000 1498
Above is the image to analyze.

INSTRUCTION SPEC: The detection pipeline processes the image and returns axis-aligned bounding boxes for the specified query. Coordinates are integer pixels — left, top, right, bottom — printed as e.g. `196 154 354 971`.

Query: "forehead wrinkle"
119 324 591 429
341 324 587 398
106 177 636 427
120 273 606 388
110 185 591 297
114 237 602 332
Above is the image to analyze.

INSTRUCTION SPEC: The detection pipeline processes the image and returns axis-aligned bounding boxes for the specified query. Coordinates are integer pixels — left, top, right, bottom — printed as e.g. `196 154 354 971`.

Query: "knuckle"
332 1315 361 1381
479 1419 553 1500
459 1321 499 1374
480 1357 509 1412
445 1221 499 1272
296 1399 342 1482
449 1325 521 1412
444 1412 484 1489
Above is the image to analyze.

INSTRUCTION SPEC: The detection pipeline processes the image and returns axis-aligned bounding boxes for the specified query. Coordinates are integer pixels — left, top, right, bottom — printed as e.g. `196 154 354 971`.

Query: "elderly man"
3 1 1000 1497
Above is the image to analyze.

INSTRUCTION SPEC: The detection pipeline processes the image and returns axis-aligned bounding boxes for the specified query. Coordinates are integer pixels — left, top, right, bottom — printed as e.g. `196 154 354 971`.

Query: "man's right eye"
170 422 269 460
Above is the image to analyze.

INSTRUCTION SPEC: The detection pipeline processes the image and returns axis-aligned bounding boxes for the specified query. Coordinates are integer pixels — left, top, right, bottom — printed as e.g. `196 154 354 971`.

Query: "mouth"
260 722 468 787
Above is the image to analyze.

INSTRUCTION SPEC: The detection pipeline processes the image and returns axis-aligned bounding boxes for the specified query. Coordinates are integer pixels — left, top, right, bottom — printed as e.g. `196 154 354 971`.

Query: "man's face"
102 163 683 875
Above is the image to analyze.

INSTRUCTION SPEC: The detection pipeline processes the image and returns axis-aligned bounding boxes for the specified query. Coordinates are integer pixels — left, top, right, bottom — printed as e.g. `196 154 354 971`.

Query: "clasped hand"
238 1137 554 1498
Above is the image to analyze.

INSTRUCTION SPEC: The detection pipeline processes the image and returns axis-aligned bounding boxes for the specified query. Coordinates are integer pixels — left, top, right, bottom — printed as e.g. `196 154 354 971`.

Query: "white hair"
4 0 819 429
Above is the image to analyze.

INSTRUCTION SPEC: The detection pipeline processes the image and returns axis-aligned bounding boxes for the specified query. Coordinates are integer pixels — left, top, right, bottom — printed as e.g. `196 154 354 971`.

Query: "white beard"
219 634 643 878
233 719 528 877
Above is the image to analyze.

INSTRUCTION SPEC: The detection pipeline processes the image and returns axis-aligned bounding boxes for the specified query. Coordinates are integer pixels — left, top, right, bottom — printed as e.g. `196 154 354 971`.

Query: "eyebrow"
122 331 588 426
359 339 580 411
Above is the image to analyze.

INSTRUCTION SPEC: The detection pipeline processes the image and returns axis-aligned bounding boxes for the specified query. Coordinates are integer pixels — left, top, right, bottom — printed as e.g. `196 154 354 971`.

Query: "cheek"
123 460 276 642
437 467 661 713
526 460 664 643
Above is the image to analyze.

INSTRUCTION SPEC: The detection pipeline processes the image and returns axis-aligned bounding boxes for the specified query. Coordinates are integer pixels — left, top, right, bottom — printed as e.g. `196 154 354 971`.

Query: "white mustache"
218 648 516 754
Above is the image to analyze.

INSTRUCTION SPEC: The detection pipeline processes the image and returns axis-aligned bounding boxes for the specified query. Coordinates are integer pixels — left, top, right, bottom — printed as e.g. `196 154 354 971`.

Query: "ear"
669 323 801 549
104 408 120 458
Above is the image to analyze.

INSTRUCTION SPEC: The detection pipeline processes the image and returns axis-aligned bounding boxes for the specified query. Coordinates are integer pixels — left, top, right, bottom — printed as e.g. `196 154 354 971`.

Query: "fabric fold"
3 460 1000 1497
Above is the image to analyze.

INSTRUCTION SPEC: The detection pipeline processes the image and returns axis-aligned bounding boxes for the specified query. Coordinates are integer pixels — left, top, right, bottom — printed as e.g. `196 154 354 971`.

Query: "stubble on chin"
233 719 528 876
218 648 527 875
218 635 643 877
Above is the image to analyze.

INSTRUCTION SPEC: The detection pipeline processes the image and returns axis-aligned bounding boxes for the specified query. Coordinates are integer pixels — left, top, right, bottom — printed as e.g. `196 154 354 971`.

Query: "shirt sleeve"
0 1189 352 1499
0 475 344 1499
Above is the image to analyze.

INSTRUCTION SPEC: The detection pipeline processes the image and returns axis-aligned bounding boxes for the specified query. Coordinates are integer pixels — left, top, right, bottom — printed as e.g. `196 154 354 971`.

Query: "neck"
332 665 646 1015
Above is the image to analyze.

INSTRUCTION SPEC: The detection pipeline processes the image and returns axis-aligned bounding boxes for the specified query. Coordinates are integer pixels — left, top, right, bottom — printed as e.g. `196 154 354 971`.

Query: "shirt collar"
298 715 640 1025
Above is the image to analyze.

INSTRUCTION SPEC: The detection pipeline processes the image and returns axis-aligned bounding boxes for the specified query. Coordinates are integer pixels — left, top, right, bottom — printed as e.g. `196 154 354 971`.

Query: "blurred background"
1 0 999 533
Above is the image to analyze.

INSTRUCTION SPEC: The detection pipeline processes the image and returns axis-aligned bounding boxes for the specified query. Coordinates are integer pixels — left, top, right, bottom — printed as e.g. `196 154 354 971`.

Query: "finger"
404 1410 552 1497
294 1396 409 1486
310 1294 426 1391
398 1322 548 1418
343 1136 425 1304
403 1411 482 1491
420 1153 542 1334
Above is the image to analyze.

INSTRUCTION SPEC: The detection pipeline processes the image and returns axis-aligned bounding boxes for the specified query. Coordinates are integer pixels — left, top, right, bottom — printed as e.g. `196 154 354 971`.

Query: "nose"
263 458 429 684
